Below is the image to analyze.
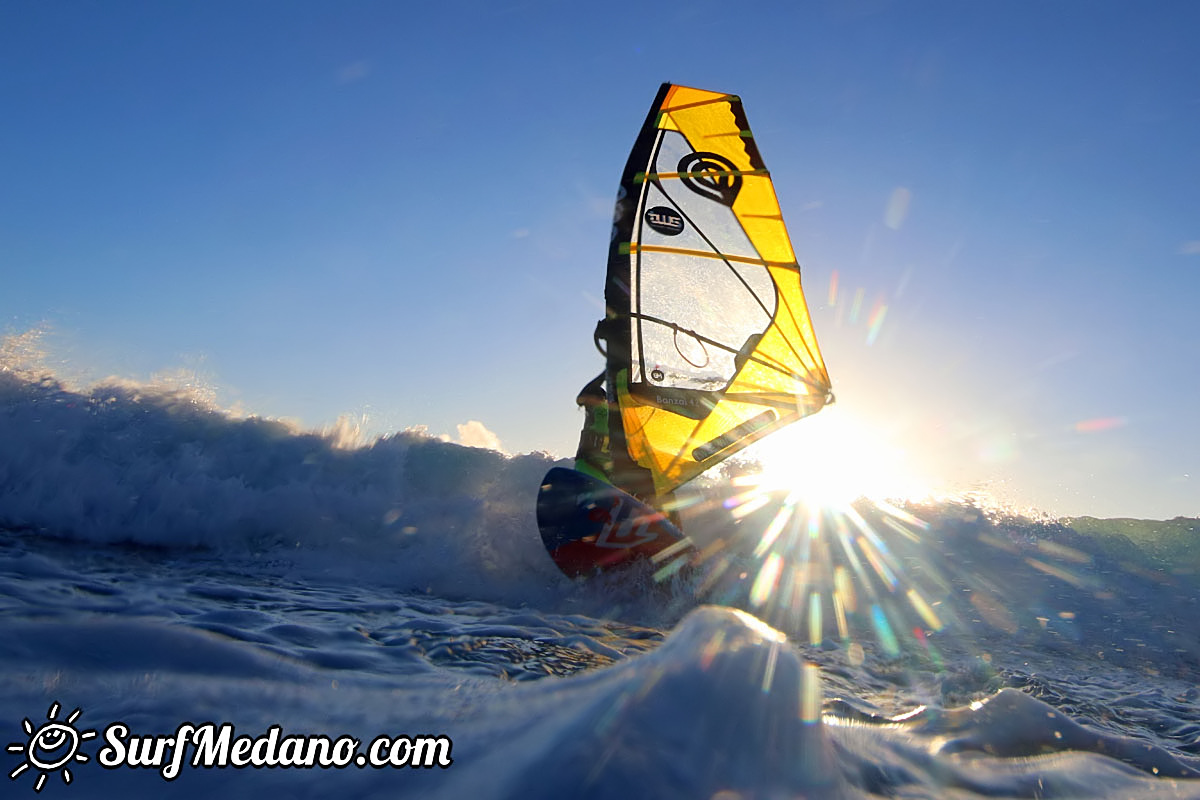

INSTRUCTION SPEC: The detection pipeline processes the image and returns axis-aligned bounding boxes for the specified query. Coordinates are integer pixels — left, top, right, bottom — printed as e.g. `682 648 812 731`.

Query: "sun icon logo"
7 703 97 793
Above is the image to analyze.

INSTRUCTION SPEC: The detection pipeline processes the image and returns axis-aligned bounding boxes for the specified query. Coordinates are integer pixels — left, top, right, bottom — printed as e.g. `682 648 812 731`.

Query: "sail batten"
602 83 832 501
630 245 799 270
635 169 772 182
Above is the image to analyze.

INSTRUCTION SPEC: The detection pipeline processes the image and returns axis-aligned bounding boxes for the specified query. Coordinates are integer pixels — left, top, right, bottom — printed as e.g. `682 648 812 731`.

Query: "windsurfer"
574 372 684 529
538 83 831 577
573 372 613 484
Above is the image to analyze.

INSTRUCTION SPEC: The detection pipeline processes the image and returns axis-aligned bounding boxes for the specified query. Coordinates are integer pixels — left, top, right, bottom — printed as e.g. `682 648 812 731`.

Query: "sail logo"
655 395 689 408
678 152 742 206
644 206 684 236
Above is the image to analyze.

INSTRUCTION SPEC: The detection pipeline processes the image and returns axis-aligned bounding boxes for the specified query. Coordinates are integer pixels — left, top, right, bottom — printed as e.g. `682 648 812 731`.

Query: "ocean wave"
2 341 1198 667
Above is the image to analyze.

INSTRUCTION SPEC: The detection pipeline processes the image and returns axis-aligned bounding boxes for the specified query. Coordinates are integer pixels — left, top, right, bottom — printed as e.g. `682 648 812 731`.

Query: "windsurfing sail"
596 83 833 502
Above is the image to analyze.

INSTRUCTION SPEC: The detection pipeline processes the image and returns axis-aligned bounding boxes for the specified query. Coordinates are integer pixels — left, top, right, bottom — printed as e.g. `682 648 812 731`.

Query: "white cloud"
1179 241 1200 255
456 420 504 452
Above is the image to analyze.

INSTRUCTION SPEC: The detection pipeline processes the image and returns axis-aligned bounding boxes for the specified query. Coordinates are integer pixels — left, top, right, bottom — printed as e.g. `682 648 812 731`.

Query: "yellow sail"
602 84 833 499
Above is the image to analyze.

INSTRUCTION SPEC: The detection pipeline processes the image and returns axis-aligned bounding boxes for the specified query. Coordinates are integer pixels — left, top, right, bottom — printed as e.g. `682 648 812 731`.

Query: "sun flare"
737 407 927 508
652 408 951 658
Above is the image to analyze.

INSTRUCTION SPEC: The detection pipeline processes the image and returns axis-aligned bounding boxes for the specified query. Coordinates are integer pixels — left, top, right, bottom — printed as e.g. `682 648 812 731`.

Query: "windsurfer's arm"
574 373 613 483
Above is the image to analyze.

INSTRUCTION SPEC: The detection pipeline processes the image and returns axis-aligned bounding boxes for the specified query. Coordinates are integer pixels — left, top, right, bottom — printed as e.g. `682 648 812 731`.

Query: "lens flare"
1074 417 1127 434
866 300 888 346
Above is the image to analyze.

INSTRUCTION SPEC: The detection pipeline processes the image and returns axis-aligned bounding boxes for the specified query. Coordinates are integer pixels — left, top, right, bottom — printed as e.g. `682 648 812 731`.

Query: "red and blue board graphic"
536 467 688 577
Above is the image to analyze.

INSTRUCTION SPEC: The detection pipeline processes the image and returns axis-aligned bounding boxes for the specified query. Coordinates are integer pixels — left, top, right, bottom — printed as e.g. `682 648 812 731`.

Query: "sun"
7 703 96 793
666 406 949 652
737 406 927 508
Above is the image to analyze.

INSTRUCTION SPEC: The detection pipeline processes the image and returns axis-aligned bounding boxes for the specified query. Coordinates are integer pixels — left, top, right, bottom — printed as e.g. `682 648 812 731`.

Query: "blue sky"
3 1 1198 519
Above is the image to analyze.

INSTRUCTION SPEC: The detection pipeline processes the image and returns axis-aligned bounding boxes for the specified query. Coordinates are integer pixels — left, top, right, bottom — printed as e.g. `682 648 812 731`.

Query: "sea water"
2 359 1198 798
